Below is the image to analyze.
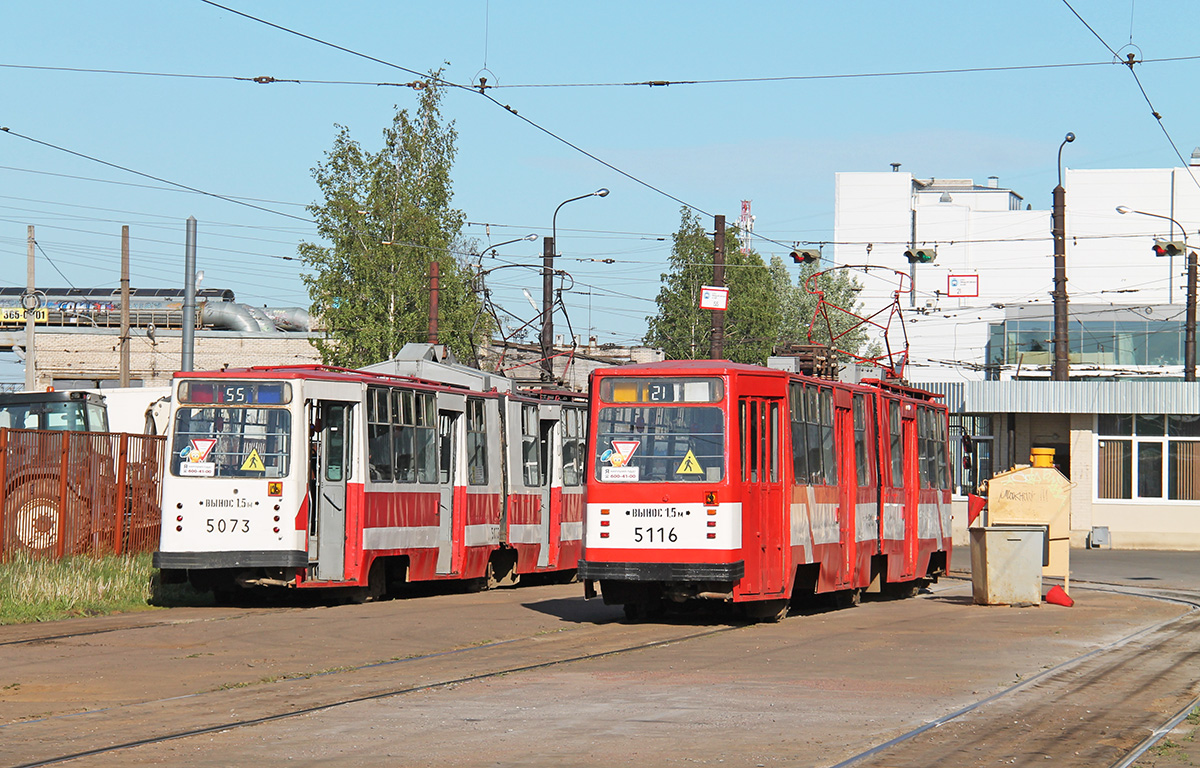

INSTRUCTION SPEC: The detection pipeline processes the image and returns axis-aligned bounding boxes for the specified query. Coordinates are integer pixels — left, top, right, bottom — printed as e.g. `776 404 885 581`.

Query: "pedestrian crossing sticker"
240 449 266 472
676 450 703 475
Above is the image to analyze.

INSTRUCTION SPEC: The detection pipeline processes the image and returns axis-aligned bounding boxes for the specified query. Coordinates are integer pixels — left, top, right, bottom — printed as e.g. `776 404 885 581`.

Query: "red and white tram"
578 358 951 620
154 346 586 600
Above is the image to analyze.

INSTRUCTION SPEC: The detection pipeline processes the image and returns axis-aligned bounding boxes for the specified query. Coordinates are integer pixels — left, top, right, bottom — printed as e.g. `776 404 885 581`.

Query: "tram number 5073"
633 526 677 543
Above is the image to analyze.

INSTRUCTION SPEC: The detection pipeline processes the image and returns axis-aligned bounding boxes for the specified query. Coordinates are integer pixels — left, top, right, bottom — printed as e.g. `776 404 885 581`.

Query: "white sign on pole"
699 285 729 310
947 274 980 298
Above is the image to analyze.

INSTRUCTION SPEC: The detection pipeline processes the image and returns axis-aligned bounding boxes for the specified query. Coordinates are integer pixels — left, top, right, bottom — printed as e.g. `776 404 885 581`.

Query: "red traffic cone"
1046 585 1074 607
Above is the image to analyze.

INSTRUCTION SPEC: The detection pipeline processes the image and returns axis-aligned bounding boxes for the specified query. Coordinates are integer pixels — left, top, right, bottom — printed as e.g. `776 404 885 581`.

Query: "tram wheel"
833 588 862 609
884 580 921 600
622 599 665 622
744 598 790 623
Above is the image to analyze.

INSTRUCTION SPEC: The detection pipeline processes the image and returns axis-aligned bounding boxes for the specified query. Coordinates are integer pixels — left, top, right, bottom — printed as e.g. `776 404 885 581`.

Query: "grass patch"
0 551 158 624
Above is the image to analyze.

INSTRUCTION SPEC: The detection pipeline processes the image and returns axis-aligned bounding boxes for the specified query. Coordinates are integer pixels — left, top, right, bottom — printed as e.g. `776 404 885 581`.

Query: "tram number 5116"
633 526 677 543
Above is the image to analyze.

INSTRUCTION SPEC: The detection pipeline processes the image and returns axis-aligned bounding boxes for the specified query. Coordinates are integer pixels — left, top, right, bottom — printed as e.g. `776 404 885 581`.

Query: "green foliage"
0 552 157 624
645 208 872 365
300 75 488 366
644 208 779 364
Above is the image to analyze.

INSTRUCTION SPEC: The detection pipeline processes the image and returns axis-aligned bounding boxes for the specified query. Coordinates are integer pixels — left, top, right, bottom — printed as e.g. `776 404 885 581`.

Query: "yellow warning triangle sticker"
676 450 703 475
240 449 266 472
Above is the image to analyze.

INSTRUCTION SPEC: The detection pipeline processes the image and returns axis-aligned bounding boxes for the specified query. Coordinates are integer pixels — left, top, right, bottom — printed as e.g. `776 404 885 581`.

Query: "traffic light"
904 247 937 264
1152 239 1186 257
789 248 821 265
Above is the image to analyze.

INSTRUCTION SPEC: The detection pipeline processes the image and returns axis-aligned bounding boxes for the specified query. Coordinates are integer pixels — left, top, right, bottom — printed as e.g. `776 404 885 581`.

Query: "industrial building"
834 162 1200 549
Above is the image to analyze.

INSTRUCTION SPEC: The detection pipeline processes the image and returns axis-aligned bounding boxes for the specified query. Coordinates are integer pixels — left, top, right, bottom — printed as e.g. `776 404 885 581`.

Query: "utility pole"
182 217 197 372
24 226 35 391
540 235 555 382
1052 132 1075 381
427 259 440 344
1186 248 1197 382
120 226 131 387
1051 183 1069 380
710 215 726 359
909 182 918 308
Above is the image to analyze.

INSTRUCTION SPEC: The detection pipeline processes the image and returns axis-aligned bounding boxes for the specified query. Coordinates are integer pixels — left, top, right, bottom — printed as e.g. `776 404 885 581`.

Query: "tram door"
739 396 786 595
834 391 856 588
536 412 557 568
900 401 920 579
310 401 352 581
435 404 463 575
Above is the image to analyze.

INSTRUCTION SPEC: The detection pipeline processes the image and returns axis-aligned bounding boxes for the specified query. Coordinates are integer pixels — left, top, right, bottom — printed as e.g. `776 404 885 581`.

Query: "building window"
1096 414 1200 501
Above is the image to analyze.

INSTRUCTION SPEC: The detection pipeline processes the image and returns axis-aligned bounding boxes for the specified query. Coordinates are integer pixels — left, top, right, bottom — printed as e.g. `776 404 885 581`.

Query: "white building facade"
833 165 1200 550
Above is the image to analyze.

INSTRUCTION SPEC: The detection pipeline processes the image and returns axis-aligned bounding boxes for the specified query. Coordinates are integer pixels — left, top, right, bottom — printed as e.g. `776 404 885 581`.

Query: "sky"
2 1 1199 382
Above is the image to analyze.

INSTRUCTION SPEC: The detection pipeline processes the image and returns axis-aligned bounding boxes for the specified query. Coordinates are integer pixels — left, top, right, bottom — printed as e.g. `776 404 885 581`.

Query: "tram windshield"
170 406 291 479
594 405 724 483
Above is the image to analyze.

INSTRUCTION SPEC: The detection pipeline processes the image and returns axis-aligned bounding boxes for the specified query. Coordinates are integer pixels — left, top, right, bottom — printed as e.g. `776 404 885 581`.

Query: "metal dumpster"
970 525 1044 605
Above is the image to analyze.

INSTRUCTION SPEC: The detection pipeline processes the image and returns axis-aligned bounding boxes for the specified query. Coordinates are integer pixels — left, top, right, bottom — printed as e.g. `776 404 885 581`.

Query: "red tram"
578 359 951 620
155 345 585 600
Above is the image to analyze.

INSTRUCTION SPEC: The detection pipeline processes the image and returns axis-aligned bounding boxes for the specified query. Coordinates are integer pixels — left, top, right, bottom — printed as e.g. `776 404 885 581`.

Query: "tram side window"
770 401 780 482
805 386 824 484
934 412 949 490
522 404 543 486
820 388 838 485
415 392 437 484
917 408 930 488
382 389 437 484
561 407 585 487
853 394 874 488
367 387 394 483
466 398 488 485
890 401 904 488
393 390 415 483
789 383 809 483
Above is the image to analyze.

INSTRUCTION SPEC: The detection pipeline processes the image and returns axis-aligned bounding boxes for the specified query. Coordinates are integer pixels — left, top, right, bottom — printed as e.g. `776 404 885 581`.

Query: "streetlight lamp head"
1064 132 1075 143
523 233 537 241
1116 205 1132 215
595 188 610 198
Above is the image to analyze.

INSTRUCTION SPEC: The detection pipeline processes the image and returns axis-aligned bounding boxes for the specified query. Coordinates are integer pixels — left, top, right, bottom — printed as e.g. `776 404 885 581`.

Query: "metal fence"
0 429 165 561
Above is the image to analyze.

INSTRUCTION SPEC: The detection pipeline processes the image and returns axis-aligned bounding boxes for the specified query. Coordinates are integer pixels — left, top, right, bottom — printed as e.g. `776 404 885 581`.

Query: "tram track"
3 578 1197 767
0 610 261 649
829 579 1200 768
2 609 741 768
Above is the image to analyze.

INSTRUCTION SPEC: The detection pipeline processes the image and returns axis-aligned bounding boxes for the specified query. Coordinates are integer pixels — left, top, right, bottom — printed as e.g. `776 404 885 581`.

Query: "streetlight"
477 234 538 262
543 188 609 382
1116 205 1198 381
1052 131 1075 381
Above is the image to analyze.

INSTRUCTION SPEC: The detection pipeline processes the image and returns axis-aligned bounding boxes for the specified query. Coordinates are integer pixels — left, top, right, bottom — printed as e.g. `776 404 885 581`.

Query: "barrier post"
114 433 129 556
0 429 7 556
56 432 70 560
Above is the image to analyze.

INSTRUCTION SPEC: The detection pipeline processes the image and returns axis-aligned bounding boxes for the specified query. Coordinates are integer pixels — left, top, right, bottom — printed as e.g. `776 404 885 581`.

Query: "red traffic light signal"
1152 239 1186 257
789 249 820 265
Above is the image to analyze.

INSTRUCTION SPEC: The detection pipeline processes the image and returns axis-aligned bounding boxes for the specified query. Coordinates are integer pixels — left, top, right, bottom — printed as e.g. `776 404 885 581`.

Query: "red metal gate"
0 429 165 560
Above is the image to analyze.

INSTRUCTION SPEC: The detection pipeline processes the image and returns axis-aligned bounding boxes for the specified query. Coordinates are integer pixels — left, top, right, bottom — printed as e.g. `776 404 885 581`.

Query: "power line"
198 0 456 88
195 1 802 254
1061 0 1200 194
0 164 310 208
0 127 314 224
10 54 1200 91
33 240 76 289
